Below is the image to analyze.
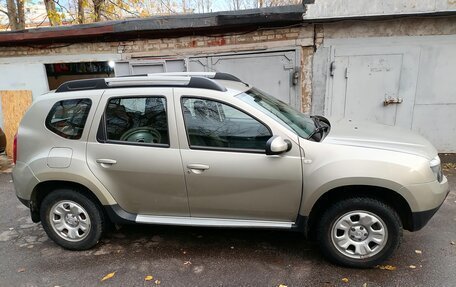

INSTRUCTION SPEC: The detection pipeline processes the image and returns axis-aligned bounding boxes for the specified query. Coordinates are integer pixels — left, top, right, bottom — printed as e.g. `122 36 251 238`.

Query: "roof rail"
149 72 244 83
55 75 227 93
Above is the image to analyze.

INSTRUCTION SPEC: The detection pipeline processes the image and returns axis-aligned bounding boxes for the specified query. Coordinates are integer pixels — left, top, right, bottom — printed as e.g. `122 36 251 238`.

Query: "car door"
174 89 303 222
86 88 189 216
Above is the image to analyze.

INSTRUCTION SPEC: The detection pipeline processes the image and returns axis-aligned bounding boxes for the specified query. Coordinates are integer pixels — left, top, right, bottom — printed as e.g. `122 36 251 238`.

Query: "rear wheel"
40 189 105 250
317 197 402 268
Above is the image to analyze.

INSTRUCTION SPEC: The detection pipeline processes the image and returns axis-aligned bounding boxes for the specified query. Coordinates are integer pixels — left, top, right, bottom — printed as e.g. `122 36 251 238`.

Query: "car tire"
40 188 105 250
316 197 402 268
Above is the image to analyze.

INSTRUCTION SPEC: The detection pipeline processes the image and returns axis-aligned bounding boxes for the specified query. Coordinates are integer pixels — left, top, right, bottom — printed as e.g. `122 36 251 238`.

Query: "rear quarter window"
45 99 92 139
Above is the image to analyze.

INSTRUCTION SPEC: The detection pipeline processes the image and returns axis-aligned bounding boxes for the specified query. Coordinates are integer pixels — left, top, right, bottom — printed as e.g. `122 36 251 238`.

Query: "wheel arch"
30 180 108 223
306 185 415 238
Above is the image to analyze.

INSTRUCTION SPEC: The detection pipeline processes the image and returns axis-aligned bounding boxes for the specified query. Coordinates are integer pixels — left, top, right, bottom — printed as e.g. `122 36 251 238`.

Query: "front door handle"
187 164 210 174
96 158 117 168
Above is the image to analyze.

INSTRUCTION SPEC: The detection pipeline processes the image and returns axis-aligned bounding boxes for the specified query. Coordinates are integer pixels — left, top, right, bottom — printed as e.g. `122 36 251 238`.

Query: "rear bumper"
12 161 39 201
17 196 30 207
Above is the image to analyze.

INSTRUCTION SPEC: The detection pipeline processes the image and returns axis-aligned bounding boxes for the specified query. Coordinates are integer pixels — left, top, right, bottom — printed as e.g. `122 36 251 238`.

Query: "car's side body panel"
85 88 189 216
173 87 303 221
13 90 118 206
298 138 449 215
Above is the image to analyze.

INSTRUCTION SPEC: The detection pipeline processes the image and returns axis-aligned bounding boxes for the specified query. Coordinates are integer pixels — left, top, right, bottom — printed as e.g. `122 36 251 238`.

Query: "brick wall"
0 27 311 58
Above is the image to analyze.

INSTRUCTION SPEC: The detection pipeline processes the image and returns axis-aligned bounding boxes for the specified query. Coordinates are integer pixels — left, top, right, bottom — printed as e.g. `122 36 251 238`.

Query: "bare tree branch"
107 0 140 17
53 0 76 22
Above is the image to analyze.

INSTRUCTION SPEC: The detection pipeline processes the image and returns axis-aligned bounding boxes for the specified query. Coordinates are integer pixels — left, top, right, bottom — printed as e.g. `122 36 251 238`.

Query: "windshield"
237 88 317 139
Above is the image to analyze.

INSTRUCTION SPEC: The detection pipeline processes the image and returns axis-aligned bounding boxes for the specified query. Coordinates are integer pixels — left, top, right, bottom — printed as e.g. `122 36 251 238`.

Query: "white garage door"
189 51 300 108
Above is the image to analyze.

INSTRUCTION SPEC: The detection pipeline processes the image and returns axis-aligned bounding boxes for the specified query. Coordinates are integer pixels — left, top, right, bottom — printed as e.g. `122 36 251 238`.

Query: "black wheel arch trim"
104 204 137 224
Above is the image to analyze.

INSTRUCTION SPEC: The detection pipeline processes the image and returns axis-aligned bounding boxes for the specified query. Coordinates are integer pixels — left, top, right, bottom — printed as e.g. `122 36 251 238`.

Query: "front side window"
237 88 317 139
182 97 271 151
104 96 169 146
46 98 92 139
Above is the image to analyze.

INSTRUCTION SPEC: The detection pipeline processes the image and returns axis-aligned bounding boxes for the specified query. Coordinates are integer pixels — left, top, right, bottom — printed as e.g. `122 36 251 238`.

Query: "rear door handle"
187 164 210 174
96 159 117 167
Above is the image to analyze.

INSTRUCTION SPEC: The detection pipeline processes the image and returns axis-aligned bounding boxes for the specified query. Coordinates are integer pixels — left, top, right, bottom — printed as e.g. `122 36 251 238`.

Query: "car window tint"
182 97 271 150
105 96 169 145
46 98 92 140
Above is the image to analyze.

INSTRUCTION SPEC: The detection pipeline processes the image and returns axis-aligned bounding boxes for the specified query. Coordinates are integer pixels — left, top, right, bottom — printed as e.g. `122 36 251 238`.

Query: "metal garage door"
327 46 420 130
326 42 456 152
189 51 300 108
114 59 187 76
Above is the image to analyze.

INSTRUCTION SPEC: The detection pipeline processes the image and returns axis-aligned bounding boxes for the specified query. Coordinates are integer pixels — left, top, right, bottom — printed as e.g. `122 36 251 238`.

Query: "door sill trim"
135 214 293 229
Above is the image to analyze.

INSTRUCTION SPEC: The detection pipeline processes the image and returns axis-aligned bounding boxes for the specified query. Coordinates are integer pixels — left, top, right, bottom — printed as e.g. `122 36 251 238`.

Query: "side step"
135 215 293 229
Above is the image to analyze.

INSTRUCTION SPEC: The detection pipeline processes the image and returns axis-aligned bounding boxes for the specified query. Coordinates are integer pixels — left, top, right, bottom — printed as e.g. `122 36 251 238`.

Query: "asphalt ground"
0 157 455 287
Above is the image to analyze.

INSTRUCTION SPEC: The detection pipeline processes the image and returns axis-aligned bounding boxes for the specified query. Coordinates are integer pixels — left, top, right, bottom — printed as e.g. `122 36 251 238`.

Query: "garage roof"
0 5 305 46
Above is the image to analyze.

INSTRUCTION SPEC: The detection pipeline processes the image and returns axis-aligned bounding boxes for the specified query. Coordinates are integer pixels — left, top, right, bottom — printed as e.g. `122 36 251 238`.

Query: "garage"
114 50 301 109
318 35 456 152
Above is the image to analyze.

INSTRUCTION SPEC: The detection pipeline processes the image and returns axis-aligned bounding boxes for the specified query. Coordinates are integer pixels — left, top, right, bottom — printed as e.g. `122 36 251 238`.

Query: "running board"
135 215 293 229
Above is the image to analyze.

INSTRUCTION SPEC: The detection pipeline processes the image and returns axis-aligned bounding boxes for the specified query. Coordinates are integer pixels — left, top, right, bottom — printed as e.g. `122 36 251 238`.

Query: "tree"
4 0 24 30
92 0 103 22
44 0 62 26
77 0 84 23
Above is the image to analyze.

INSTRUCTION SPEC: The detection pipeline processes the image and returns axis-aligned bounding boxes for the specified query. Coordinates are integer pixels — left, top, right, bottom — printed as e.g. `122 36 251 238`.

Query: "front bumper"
406 175 450 231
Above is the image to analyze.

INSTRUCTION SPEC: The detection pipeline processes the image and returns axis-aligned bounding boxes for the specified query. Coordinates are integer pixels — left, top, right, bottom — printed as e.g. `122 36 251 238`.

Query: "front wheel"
40 189 106 250
317 197 402 268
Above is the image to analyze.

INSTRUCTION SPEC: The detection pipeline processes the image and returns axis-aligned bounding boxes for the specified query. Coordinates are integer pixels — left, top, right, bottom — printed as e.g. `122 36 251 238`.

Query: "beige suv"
12 72 449 267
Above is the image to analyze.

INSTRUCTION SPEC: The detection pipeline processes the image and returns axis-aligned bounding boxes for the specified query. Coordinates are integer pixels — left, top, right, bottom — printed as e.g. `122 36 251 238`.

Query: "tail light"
13 133 18 164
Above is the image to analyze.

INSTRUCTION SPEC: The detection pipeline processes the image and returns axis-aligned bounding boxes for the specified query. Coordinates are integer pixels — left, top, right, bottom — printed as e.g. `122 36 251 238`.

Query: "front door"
87 88 189 216
174 91 302 222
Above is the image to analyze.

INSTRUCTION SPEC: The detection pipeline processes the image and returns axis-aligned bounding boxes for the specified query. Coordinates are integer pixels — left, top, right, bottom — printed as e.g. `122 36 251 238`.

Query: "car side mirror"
266 136 292 155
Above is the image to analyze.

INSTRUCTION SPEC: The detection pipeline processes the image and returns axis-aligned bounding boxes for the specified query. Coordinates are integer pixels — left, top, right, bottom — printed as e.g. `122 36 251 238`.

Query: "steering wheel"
120 127 162 144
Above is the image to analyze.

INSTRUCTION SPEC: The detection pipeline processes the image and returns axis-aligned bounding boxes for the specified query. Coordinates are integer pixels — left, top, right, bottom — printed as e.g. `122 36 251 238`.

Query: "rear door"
86 88 189 216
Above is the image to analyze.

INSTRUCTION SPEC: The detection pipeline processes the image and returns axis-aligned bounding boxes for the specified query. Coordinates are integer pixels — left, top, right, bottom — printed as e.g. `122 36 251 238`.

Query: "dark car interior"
105 97 169 145
182 98 271 150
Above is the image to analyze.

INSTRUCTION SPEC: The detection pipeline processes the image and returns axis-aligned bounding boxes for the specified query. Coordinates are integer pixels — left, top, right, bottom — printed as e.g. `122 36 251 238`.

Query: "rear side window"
46 99 92 139
103 96 169 146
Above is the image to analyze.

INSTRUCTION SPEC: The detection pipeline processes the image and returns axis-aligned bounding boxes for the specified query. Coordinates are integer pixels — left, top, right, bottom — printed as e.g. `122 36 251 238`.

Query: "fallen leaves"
145 275 154 281
278 284 288 287
451 241 455 246
415 250 422 254
101 272 116 281
155 279 161 285
184 261 192 265
409 265 417 269
376 265 397 271
341 277 349 283
17 268 25 273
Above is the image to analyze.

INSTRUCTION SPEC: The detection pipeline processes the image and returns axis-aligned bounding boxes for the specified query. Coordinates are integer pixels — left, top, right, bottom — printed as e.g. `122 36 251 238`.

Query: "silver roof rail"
55 75 227 93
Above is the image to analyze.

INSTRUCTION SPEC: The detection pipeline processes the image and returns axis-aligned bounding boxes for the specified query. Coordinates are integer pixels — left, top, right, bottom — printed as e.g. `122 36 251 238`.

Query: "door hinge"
344 67 348 78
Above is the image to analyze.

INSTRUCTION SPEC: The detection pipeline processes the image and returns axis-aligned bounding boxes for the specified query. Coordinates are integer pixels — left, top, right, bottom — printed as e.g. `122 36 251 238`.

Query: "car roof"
37 73 251 102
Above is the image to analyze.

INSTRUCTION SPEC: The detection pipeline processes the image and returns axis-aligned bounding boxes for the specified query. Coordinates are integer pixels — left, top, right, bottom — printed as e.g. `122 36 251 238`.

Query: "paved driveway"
0 166 455 287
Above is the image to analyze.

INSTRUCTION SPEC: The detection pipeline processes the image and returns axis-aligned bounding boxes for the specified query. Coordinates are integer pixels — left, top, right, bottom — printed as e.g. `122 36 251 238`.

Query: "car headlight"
430 156 443 182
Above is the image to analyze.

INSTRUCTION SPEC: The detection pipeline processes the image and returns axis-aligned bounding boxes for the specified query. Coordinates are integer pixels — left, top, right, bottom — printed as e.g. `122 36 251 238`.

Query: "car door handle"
187 164 210 174
96 159 117 166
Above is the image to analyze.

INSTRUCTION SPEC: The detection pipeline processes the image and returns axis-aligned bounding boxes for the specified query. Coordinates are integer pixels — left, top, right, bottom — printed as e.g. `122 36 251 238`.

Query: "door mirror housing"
266 136 292 155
